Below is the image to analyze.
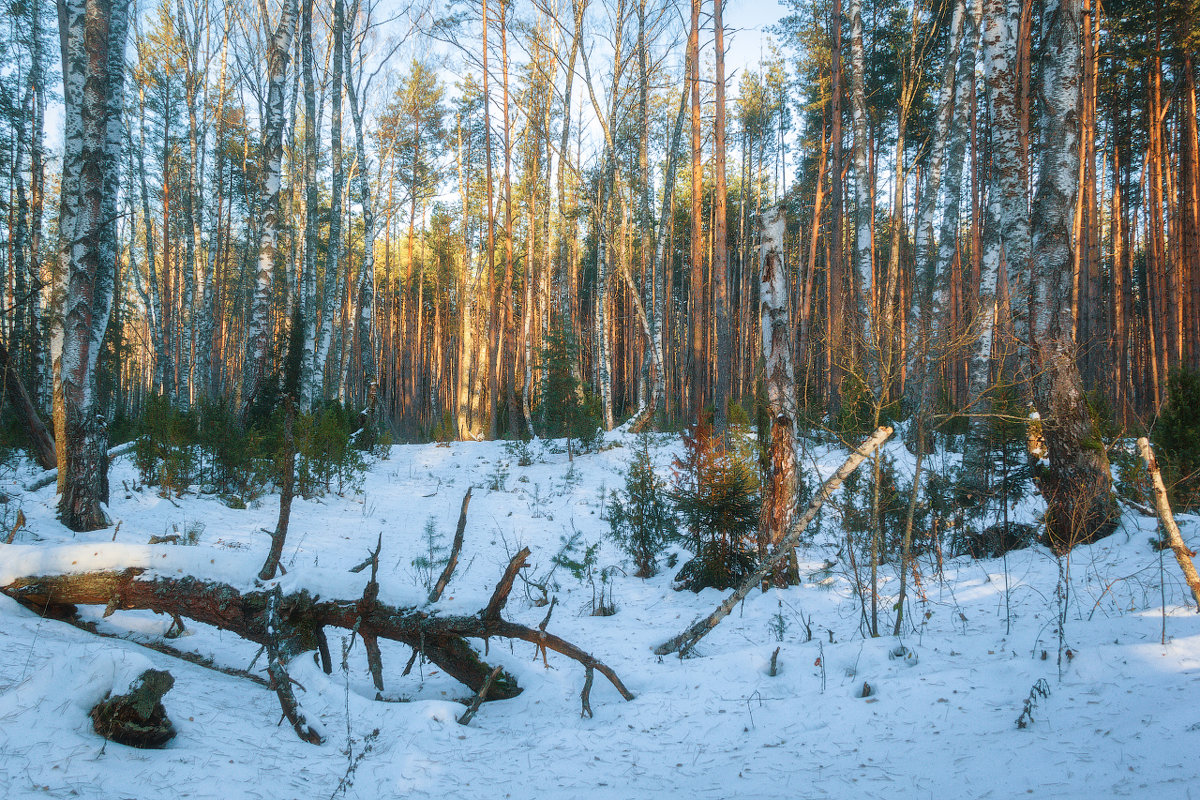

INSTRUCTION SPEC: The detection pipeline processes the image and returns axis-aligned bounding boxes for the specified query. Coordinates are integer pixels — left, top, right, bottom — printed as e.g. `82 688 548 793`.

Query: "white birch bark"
907 0 966 416
242 0 297 417
344 8 377 407
759 205 798 574
1027 0 1115 548
53 0 133 531
309 0 345 409
902 0 969 424
197 6 231 401
964 0 1028 490
298 0 319 406
848 0 878 396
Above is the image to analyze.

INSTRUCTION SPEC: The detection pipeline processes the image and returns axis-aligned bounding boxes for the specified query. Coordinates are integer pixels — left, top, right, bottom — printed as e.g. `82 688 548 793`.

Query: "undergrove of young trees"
0 0 1196 541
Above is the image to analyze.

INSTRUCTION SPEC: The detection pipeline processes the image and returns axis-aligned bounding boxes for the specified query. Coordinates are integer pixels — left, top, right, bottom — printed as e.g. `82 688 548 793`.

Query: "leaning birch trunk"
242 0 298 419
1137 438 1200 611
54 0 132 531
758 205 799 586
1026 0 1116 550
655 426 893 657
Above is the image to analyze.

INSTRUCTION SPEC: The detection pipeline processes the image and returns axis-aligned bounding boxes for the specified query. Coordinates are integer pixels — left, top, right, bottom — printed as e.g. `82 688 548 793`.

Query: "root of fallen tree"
2 546 634 744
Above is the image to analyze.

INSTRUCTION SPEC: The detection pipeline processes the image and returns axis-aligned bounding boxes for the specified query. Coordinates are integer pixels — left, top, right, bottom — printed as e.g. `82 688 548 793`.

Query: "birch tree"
1025 0 1115 548
847 0 877 398
758 205 798 584
241 0 298 418
53 0 133 531
963 0 1029 491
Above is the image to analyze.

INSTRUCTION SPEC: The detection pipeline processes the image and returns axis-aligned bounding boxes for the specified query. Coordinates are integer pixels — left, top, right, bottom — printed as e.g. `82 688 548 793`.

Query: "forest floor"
1 428 1197 799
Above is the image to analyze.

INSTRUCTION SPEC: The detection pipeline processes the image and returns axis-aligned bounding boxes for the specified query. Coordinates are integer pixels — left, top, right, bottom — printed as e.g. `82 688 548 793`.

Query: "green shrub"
670 422 761 591
1152 369 1200 511
132 396 368 503
294 403 366 497
537 323 603 455
134 394 196 497
608 434 677 577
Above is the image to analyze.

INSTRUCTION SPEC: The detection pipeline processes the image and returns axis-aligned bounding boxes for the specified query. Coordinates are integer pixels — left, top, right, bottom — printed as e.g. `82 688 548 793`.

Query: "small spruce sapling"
411 517 449 591
552 528 617 615
608 435 677 577
670 422 761 592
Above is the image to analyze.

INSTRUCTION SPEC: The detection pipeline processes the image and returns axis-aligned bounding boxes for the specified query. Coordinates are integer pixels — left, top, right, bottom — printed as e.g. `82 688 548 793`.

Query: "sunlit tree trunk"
344 10 377 408
964 0 1029 491
312 0 345 409
712 0 730 431
848 0 876 396
758 205 798 585
688 0 703 421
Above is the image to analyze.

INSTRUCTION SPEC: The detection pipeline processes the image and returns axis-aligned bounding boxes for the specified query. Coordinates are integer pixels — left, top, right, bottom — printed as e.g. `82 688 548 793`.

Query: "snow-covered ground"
1 430 1197 799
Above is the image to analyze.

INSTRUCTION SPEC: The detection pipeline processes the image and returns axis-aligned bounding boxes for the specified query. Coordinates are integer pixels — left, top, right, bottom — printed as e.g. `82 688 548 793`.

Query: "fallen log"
23 440 138 493
0 338 56 470
654 426 893 656
1137 437 1200 612
2 548 634 743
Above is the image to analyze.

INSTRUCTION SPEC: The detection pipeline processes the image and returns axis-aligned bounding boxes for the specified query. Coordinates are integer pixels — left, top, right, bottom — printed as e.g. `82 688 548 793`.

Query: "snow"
1 431 1198 799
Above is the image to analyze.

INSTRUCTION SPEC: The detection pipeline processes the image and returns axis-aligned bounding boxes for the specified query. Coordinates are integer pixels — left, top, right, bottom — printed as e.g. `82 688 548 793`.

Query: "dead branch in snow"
2 543 634 744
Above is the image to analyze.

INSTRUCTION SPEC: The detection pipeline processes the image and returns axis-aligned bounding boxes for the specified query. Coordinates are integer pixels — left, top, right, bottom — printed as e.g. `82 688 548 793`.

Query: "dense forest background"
0 0 1198 533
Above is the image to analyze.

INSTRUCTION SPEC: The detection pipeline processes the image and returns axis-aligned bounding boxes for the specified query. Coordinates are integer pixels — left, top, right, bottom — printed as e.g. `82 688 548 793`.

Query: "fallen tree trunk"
654 426 893 656
0 338 56 470
1137 437 1200 612
2 549 634 742
23 440 137 493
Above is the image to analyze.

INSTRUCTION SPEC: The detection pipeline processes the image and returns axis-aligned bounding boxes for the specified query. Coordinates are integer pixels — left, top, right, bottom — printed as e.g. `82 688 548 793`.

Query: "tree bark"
758 206 798 586
242 0 298 420
54 0 133 531
0 338 56 469
655 426 893 656
1026 0 1115 550
1137 438 1200 611
712 0 730 431
2 547 635 732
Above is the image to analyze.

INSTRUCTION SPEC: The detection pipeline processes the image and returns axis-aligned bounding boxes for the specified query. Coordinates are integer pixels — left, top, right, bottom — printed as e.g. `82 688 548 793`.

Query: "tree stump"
90 669 177 749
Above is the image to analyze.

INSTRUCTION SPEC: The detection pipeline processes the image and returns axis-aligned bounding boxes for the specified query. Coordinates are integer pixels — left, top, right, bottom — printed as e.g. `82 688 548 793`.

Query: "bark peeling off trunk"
54 0 132 532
